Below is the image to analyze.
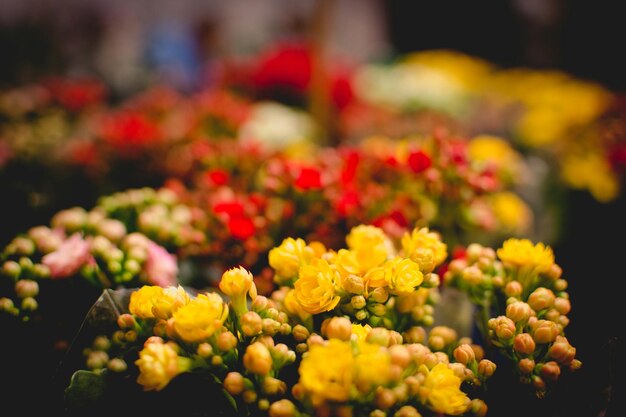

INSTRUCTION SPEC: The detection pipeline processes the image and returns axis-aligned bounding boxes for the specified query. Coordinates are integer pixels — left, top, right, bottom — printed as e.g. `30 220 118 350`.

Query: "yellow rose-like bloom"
489 192 532 234
333 249 362 277
219 266 257 299
354 342 391 390
383 258 424 295
401 227 447 269
363 266 386 288
299 339 353 404
346 225 387 251
351 324 372 342
173 293 229 343
469 135 521 174
129 286 164 319
497 239 554 274
152 286 191 320
294 259 341 314
269 238 316 283
283 289 312 323
136 340 191 391
421 363 470 415
561 152 619 202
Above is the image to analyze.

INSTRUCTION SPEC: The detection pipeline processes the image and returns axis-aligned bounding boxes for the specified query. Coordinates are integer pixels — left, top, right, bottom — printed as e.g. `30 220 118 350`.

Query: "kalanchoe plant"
443 239 580 396
0 187 207 320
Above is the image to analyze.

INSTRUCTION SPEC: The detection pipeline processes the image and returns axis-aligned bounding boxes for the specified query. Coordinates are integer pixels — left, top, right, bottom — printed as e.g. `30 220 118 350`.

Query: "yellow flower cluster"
135 337 191 391
271 225 442 322
173 293 229 343
129 285 190 319
269 238 317 284
497 239 554 274
561 151 619 202
420 363 471 415
488 192 533 235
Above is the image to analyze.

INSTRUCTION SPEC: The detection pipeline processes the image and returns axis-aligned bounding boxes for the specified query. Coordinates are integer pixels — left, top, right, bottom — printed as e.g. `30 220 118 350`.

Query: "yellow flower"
354 341 391 390
269 238 316 283
219 266 257 299
333 249 362 277
489 192 532 234
294 259 341 314
401 227 447 270
346 225 393 272
129 286 164 319
136 340 191 391
421 363 470 415
152 285 192 320
469 135 521 174
383 258 424 295
561 152 619 202
173 293 229 343
363 265 387 288
497 239 554 273
403 50 492 90
283 289 312 323
299 339 353 404
351 323 372 342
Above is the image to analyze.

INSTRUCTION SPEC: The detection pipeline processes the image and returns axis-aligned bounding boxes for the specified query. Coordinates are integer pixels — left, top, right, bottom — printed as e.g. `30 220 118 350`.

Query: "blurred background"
1 1 624 415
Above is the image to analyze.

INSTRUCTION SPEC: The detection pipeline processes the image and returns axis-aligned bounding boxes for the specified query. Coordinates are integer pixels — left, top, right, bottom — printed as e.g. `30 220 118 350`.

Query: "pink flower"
42 233 92 279
144 241 178 287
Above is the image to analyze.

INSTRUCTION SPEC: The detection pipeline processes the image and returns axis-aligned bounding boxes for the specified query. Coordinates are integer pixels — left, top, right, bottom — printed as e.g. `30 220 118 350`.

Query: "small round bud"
217 331 238 351
453 344 475 365
493 316 516 340
21 297 38 311
224 372 245 395
477 359 496 378
262 377 287 395
269 399 296 417
513 333 536 355
506 301 532 323
258 399 270 411
389 345 411 368
351 295 366 310
292 324 310 342
324 317 352 341
367 327 391 346
504 281 523 298
375 388 396 410
242 390 257 404
403 326 426 344
519 358 535 374
546 264 562 280
197 343 213 358
539 361 561 381
470 399 488 417
243 342 273 375
554 298 571 315
394 405 421 417
252 295 269 312
241 311 263 337
117 313 137 330
369 287 389 304
3 261 21 279
528 288 555 311
86 350 109 369
531 320 559 344
93 336 111 351
107 358 127 372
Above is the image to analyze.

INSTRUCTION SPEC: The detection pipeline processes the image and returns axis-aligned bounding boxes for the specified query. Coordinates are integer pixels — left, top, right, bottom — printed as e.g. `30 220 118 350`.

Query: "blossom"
407 149 432 173
294 259 341 314
228 216 256 240
345 225 391 273
420 363 470 415
351 324 372 342
497 239 554 273
383 257 424 294
41 233 92 279
219 266 257 299
294 167 322 190
144 241 178 287
151 286 191 320
136 340 190 391
299 339 353 404
401 227 447 269
488 192 532 234
129 286 165 319
354 342 391 389
269 238 316 281
173 293 229 343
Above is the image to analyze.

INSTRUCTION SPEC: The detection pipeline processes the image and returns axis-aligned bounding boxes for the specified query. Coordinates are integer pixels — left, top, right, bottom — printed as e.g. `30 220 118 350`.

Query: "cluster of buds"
268 225 443 331
285 328 492 417
444 238 580 395
96 187 207 250
0 187 203 318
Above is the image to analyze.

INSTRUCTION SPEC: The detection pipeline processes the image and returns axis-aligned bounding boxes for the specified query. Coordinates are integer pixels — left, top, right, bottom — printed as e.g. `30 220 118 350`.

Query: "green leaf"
64 370 107 409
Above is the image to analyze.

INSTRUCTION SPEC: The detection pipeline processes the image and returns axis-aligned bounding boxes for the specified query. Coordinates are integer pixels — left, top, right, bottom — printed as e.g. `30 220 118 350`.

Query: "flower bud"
355 309 369 321
470 399 488 417
394 405 421 417
389 345 411 368
117 313 137 330
369 287 389 304
367 327 391 346
21 297 38 311
554 298 571 315
466 244 482 261
243 342 273 375
368 302 387 316
519 358 535 374
242 390 257 404
462 266 483 285
93 336 111 351
87 350 109 369
241 311 263 337
2 261 21 279
403 326 426 344
428 335 445 351
390 331 403 345
342 274 365 295
258 399 270 411
324 317 352 341
220 266 257 300
548 337 576 365
33 264 50 278
269 399 296 417
528 288 555 311
493 316 516 340
454 344 476 365
370 410 386 417
504 281 522 297
471 344 485 361
546 264 562 280
477 359 496 378
376 388 396 410
252 295 269 312
554 279 568 292
531 320 559 344
569 359 582 371
449 259 468 273
513 333 536 355
0 297 15 312
125 330 138 343
217 331 238 351
197 343 213 358
262 377 287 395
532 375 546 391
351 295 366 310
211 355 223 366
107 358 127 372
292 324 310 342
15 280 39 299
539 361 561 381
262 318 280 336
506 301 532 323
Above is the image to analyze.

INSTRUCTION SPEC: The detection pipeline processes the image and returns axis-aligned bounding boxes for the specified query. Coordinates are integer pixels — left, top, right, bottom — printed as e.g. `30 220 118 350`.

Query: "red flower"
341 150 360 186
46 78 106 112
295 167 322 191
228 216 255 240
100 112 161 151
407 150 432 173
205 169 229 186
251 43 311 93
336 190 360 217
213 201 245 218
